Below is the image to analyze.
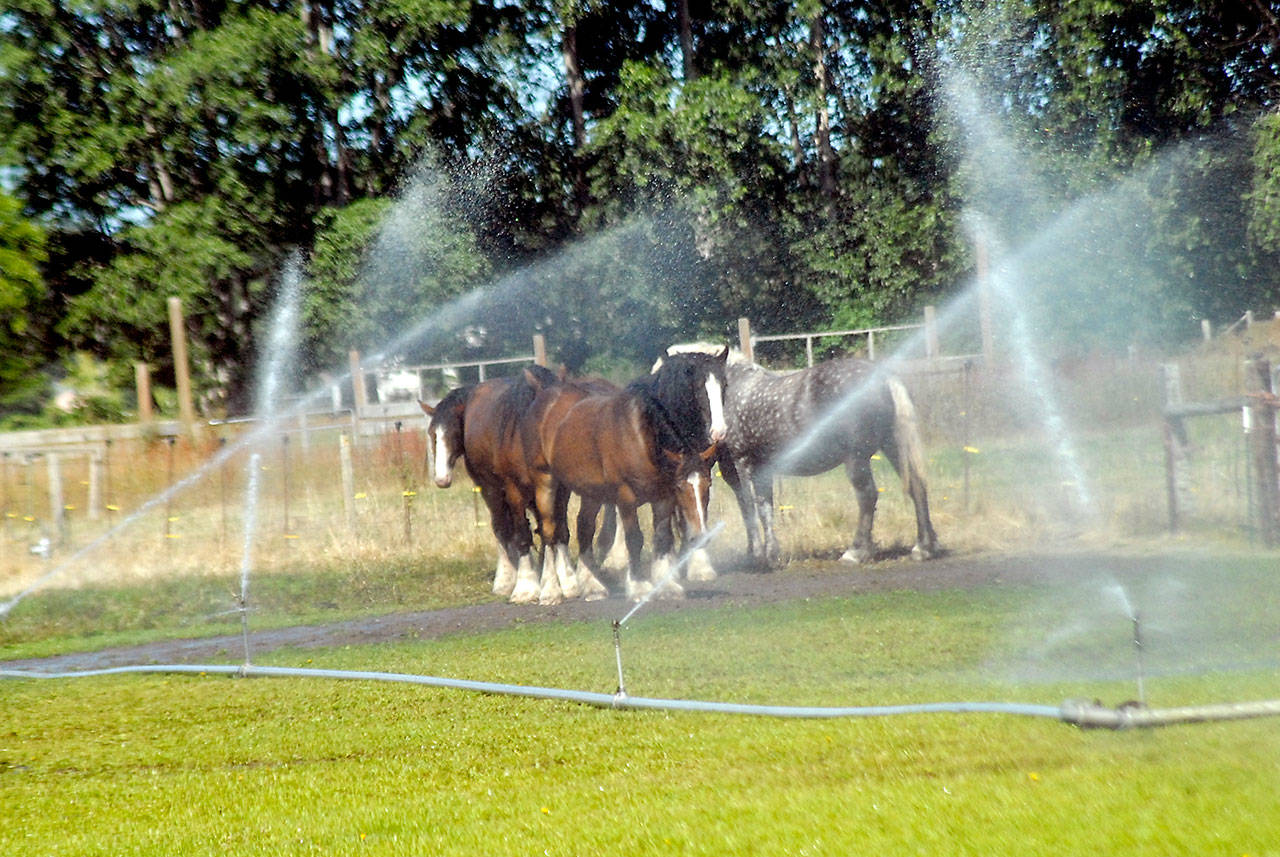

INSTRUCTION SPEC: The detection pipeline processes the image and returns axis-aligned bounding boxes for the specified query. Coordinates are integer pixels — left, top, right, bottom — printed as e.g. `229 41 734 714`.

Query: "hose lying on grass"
4 662 1280 730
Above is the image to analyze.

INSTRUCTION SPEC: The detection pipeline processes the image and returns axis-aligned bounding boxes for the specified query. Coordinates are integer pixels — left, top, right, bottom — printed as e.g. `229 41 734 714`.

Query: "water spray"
610 520 725 701
236 452 263 668
617 520 725 627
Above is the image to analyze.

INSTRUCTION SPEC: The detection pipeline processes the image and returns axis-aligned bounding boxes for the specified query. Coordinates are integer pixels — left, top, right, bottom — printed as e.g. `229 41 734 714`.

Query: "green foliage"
4 0 1280 414
305 173 491 368
0 190 48 412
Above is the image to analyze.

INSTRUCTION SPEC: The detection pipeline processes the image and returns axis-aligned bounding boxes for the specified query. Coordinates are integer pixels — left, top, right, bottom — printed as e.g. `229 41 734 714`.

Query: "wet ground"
0 549 1196 674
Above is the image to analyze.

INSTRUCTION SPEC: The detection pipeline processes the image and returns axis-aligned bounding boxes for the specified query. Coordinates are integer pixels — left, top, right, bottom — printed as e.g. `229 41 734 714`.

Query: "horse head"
420 389 468 488
662 441 718 534
646 348 729 447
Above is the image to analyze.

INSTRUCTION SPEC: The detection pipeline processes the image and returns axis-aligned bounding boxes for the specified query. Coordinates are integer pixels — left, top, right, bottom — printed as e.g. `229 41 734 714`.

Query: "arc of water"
0 217 662 617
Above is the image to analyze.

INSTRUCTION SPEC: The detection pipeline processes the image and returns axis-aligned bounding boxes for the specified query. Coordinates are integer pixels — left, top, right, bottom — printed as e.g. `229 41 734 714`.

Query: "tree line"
2 0 1279 422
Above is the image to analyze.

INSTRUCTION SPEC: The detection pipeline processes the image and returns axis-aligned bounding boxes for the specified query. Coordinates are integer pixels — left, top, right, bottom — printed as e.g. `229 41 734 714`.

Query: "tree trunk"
810 11 837 198
676 0 696 81
561 21 589 215
562 24 587 150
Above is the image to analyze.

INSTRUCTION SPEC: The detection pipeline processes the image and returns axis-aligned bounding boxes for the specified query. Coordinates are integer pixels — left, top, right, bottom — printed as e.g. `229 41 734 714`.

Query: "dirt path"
0 550 1185 673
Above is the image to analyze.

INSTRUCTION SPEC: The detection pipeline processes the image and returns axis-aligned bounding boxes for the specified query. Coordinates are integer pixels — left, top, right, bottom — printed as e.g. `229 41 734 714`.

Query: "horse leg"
598 505 629 574
501 484 540 600
880 439 940 561
649 497 685 600
720 455 764 565
675 483 717 583
520 477 561 605
618 504 651 601
478 485 520 597
749 468 782 567
550 485 582 601
840 456 878 564
573 497 610 601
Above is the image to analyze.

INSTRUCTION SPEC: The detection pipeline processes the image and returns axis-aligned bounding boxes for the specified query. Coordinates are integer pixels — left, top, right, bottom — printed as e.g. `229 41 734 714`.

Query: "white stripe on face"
685 472 707 531
433 425 453 487
704 373 727 442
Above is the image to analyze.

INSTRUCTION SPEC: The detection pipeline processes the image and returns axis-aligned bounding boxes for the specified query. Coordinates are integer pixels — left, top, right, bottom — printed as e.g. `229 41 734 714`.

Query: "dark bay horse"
663 346 939 566
524 350 728 600
421 368 623 605
420 369 559 603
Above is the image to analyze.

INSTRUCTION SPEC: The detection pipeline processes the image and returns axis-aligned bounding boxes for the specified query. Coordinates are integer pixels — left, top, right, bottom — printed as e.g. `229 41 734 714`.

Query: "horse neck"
632 383 705 457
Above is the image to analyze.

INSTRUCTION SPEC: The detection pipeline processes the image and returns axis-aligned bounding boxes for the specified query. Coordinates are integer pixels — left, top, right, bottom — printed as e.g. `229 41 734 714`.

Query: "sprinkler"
611 619 627 701
1131 609 1147 708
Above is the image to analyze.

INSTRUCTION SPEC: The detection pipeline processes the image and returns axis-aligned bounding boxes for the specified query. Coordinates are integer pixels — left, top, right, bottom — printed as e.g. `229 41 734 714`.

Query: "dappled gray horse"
664 346 939 566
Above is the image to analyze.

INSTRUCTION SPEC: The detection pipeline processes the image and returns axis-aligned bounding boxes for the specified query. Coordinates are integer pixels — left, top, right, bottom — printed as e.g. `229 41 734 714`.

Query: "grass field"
3 565 1279 856
2 349 1278 854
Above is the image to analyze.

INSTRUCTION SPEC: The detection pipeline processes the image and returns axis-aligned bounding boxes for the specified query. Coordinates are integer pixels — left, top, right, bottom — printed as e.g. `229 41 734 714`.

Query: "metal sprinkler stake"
1132 610 1147 707
612 619 627 701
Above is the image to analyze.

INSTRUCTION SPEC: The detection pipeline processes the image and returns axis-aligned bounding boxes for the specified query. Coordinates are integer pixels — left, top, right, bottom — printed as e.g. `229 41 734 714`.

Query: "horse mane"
627 352 717 459
495 364 559 437
434 384 474 420
656 342 751 370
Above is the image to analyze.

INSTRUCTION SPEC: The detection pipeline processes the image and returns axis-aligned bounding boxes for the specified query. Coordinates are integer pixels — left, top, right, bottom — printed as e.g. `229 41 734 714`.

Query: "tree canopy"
2 0 1280 418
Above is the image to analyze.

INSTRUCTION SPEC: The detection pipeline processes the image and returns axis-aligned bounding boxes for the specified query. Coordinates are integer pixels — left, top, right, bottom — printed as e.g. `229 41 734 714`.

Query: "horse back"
461 377 534 487
728 356 893 473
545 393 661 505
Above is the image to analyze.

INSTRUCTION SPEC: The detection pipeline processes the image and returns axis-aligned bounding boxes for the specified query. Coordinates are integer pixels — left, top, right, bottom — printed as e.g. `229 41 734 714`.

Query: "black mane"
628 352 721 457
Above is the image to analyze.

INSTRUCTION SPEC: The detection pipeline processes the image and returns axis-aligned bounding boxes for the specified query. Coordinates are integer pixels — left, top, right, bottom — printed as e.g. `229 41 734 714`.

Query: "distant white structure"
375 368 422 404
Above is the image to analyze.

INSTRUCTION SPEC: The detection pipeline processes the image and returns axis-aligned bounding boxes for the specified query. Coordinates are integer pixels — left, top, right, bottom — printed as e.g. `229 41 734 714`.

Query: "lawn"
3 560 1278 856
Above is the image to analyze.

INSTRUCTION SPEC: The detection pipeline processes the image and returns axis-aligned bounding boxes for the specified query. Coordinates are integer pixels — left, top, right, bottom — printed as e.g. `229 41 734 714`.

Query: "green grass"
3 567 1279 856
0 554 495 661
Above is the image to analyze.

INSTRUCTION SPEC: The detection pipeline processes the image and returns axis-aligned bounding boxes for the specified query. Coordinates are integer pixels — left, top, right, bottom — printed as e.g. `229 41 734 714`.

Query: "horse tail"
886 376 928 496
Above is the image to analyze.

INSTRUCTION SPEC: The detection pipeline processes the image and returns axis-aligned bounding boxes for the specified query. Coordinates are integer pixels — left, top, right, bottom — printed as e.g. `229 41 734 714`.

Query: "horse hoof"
626 580 654 601
509 585 539 604
492 577 516 597
655 581 686 600
538 591 563 606
911 543 939 561
840 548 871 564
685 549 717 582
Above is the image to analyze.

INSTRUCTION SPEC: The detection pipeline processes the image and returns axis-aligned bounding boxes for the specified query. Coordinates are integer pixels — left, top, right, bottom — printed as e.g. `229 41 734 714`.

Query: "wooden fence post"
47 452 65 543
135 362 154 426
1244 357 1279 546
1161 363 1192 532
924 305 939 360
348 349 368 416
737 317 754 363
533 334 548 367
88 449 104 521
167 297 197 436
339 432 356 534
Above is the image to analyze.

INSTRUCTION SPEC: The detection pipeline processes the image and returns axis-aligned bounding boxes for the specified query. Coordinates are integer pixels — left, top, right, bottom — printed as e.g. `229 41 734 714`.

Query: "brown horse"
523 350 727 600
420 369 557 602
421 368 623 605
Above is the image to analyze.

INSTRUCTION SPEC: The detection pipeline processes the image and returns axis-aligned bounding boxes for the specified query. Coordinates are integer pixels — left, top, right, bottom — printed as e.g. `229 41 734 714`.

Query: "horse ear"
662 448 682 465
717 346 730 363
418 399 435 416
699 442 718 462
523 367 544 390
